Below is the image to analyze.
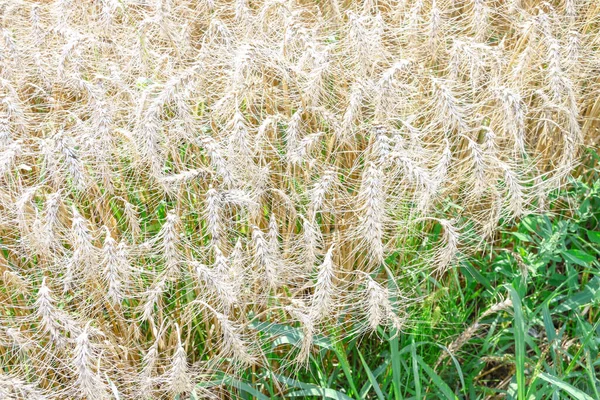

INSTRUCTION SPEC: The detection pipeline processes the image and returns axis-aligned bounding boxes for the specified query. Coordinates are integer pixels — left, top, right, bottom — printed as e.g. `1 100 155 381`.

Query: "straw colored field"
0 0 598 398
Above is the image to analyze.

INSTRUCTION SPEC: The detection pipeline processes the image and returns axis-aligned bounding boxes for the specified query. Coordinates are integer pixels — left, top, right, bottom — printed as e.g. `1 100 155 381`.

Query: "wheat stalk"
0 0 596 397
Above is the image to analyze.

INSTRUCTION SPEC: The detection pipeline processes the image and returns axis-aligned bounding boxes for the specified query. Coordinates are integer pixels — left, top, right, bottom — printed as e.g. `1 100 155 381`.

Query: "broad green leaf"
586 230 600 244
563 249 595 266
521 217 539 234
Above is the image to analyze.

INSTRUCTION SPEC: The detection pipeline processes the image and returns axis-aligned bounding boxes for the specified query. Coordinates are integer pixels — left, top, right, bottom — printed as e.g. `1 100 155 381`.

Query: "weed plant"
215 150 600 399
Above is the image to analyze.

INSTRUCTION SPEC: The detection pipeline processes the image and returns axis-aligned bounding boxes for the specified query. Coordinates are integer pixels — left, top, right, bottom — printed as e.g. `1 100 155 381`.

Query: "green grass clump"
215 153 600 399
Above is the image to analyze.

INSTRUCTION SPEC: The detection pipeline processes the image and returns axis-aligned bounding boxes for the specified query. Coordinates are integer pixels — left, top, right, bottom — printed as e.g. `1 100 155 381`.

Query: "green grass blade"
537 373 595 400
542 302 556 344
553 277 600 313
390 330 402 400
411 340 421 399
274 373 319 390
459 259 493 291
357 348 386 400
229 378 271 400
105 373 121 400
584 348 600 400
564 317 600 380
333 340 360 398
286 388 354 399
196 374 270 400
509 286 526 400
416 356 458 400
435 343 466 394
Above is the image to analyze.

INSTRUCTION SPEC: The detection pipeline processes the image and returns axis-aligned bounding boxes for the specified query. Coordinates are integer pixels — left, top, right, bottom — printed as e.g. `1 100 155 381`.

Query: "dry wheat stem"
0 0 597 398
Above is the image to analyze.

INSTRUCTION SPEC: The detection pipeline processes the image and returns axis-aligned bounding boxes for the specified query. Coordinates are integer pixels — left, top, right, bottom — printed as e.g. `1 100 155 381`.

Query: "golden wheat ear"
0 0 593 395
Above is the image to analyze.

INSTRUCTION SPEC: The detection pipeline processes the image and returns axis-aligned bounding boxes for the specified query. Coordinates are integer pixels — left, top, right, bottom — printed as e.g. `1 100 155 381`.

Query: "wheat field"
0 0 598 398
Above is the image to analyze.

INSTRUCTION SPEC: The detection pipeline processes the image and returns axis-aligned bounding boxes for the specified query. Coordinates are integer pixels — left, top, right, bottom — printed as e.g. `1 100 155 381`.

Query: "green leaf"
416 356 458 400
357 348 386 400
459 260 493 291
389 330 402 400
537 373 595 400
332 339 360 398
586 230 600 244
553 277 600 313
510 231 532 242
274 374 319 390
250 320 333 349
196 375 270 400
509 286 527 400
585 348 600 400
286 388 354 399
521 217 539 234
228 378 271 400
563 249 595 266
541 302 556 344
411 340 421 400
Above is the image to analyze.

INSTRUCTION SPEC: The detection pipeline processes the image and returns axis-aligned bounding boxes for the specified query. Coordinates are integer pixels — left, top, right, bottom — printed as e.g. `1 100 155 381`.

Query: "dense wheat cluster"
0 0 598 398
